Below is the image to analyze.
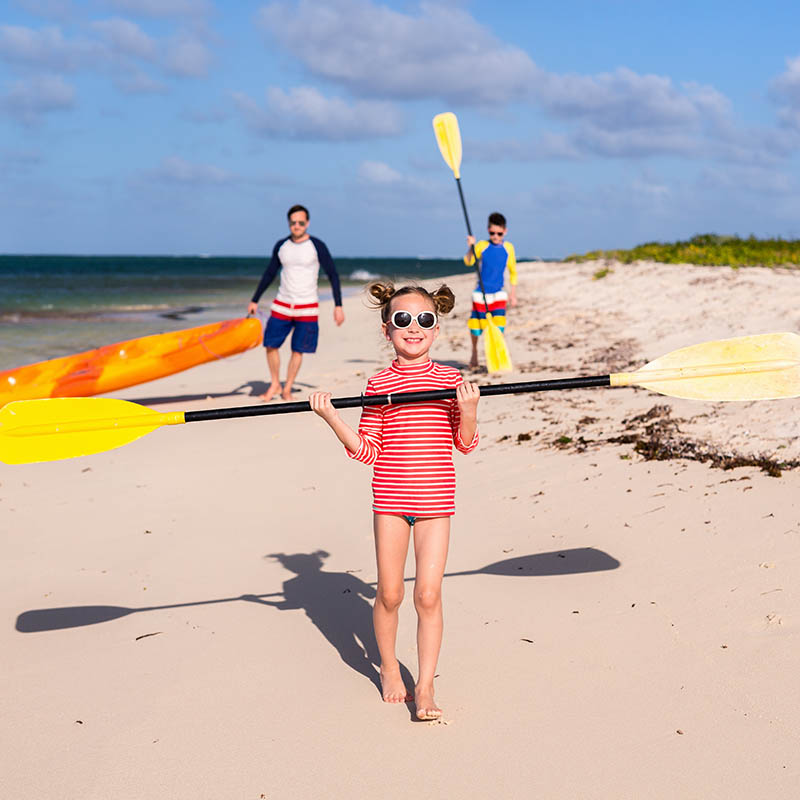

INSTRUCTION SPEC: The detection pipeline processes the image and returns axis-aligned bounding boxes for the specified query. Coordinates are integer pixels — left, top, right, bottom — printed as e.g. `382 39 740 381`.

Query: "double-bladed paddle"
1 332 798 465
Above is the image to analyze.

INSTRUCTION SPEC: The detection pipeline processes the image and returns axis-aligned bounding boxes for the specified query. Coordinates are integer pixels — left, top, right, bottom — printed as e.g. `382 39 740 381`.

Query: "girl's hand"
309 391 338 423
456 381 480 419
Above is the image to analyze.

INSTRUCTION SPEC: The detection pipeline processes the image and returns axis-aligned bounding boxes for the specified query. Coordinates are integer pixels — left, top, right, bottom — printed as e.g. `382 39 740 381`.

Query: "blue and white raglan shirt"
251 236 343 322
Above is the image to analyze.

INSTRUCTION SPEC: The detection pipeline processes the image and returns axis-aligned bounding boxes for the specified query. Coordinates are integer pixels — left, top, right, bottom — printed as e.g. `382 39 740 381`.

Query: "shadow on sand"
15 546 620 635
15 547 619 718
14 547 620 714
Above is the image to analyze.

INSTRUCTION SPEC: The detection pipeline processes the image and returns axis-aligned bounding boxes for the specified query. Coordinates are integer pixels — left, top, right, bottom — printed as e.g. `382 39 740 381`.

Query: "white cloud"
769 55 800 134
572 125 703 158
116 69 166 94
150 155 234 184
233 85 403 140
13 0 76 22
468 133 584 162
2 73 75 124
0 24 99 70
164 34 211 77
699 165 794 196
100 0 212 18
358 160 403 184
536 69 730 130
257 0 539 105
0 21 212 106
91 18 157 60
770 55 800 106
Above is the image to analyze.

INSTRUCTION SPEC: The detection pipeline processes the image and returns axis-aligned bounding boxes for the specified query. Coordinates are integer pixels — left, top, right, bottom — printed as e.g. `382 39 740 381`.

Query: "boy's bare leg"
468 334 479 369
261 347 282 401
412 516 450 719
373 514 412 703
281 351 303 400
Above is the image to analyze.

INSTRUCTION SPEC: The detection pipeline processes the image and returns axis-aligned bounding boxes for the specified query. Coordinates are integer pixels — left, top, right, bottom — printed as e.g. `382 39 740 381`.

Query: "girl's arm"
452 381 480 453
310 384 384 463
309 392 361 454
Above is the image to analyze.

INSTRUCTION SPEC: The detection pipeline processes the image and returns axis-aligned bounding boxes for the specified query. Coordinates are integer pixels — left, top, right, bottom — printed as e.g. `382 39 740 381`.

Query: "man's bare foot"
414 684 441 720
260 382 281 402
468 358 479 369
280 386 294 401
380 666 410 703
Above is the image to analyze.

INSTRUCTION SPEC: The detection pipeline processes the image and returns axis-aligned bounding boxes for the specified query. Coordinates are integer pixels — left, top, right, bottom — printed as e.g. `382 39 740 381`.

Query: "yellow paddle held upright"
432 111 512 373
432 112 462 179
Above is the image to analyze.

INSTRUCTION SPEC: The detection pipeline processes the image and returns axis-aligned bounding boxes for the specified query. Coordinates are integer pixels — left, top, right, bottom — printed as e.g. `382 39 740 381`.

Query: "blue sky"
2 0 800 258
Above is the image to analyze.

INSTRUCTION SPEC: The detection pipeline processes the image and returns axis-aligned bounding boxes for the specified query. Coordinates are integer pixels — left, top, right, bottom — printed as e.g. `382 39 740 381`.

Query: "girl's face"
383 292 439 364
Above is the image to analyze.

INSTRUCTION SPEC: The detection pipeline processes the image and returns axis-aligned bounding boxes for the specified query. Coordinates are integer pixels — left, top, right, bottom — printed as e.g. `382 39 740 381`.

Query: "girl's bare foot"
380 665 410 703
414 684 441 720
260 382 281 402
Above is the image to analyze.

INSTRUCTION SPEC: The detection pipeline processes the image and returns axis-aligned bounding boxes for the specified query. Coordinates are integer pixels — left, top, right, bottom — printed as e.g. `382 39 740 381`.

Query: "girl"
309 282 480 720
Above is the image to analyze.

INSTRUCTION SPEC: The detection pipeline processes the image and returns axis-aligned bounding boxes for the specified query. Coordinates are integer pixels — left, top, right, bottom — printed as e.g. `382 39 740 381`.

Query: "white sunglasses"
389 309 438 329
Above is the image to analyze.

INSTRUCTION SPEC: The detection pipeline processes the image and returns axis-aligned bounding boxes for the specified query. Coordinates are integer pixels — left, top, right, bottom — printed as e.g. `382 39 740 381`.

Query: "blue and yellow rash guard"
464 240 517 293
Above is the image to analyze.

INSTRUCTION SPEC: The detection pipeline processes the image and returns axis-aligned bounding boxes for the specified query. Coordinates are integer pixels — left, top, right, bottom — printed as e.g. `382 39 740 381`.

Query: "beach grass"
565 233 800 268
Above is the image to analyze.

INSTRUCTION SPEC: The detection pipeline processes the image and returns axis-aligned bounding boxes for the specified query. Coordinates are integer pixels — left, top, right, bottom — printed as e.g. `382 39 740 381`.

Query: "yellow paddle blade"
484 315 513 373
611 332 800 400
0 398 184 464
432 112 462 179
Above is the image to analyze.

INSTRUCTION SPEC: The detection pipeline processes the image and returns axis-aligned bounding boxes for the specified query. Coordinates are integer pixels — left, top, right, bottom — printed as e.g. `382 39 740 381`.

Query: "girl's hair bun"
367 281 396 307
430 284 455 315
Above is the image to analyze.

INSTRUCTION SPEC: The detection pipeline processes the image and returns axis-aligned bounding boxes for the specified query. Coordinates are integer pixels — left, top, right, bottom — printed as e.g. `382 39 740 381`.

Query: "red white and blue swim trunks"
264 300 319 353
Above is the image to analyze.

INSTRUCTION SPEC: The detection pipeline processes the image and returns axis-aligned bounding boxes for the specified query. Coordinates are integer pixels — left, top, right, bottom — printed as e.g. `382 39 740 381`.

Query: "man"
248 204 345 401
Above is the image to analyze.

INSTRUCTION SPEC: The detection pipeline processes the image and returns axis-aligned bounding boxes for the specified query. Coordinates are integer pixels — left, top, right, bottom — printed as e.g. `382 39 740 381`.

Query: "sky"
2 0 800 258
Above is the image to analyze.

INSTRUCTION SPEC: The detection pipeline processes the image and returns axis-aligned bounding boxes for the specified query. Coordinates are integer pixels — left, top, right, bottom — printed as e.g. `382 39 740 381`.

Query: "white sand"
2 260 799 799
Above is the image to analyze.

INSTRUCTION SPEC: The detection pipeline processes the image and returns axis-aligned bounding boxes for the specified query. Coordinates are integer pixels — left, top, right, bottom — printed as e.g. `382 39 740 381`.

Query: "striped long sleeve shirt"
347 359 479 517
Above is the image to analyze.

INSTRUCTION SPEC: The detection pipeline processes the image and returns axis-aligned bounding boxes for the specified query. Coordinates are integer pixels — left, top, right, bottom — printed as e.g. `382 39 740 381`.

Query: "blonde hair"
367 281 455 323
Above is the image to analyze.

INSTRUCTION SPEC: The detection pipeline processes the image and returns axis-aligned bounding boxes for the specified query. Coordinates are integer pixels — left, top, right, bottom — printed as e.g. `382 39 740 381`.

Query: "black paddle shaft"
183 375 612 423
454 177 492 309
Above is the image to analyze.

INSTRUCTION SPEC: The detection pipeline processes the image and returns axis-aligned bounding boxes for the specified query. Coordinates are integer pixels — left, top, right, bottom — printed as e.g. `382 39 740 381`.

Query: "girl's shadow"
243 550 415 701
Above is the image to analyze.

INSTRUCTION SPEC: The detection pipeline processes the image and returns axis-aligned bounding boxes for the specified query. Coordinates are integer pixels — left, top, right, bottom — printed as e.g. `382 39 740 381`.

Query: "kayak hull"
0 317 262 406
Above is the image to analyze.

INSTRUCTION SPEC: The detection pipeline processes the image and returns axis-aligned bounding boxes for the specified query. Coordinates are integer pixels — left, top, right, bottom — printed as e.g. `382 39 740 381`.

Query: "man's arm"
248 239 284 313
311 236 345 325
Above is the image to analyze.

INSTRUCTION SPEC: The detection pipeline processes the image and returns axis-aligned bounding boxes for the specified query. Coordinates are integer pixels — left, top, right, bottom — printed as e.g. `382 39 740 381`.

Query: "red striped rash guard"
347 360 479 517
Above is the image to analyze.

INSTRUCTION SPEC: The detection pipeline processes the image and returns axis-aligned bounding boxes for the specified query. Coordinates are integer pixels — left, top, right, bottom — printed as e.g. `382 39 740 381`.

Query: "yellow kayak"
0 317 262 407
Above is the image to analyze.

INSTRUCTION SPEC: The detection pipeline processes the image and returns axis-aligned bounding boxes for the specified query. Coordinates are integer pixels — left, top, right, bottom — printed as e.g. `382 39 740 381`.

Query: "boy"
464 211 517 369
248 204 345 401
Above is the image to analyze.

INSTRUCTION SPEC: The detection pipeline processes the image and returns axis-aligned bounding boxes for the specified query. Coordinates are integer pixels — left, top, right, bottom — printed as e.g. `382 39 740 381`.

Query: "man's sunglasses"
290 220 307 226
390 310 438 329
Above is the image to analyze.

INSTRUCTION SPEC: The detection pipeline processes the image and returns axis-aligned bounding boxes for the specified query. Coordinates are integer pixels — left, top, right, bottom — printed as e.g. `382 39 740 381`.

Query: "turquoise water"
0 255 471 370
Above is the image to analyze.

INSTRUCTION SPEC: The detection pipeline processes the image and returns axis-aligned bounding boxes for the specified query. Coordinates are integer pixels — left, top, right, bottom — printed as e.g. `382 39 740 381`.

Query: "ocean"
0 255 472 371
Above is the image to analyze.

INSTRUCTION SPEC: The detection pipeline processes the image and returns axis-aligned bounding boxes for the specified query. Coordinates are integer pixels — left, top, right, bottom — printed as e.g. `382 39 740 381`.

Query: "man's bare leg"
261 347 282 401
281 351 303 400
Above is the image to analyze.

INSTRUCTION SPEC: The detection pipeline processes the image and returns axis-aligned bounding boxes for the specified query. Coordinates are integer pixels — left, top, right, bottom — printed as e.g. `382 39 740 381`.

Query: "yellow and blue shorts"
469 289 507 336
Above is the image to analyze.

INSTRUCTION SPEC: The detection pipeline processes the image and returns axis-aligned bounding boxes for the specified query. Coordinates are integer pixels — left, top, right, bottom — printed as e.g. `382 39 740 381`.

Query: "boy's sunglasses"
390 310 438 329
488 230 504 237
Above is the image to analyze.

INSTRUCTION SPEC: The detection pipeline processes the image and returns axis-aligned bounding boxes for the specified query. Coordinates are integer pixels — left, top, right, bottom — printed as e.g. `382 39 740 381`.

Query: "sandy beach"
3 259 800 799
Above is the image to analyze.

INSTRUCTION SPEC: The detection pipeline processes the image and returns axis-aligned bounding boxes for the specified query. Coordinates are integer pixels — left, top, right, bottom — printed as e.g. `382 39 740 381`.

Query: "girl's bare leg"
373 514 412 703
412 516 450 720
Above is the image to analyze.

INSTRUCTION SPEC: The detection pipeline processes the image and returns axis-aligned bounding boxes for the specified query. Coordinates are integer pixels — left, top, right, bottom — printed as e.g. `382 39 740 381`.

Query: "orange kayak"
0 317 262 406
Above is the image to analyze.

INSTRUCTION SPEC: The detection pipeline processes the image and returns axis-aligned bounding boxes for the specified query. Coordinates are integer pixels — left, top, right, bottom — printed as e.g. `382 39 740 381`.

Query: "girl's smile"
383 294 439 364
